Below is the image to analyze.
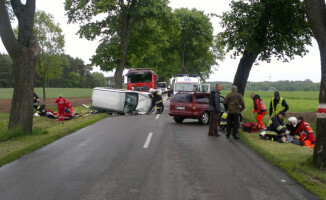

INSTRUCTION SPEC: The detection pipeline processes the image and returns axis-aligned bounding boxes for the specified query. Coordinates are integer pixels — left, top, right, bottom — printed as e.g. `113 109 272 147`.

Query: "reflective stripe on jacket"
271 97 285 116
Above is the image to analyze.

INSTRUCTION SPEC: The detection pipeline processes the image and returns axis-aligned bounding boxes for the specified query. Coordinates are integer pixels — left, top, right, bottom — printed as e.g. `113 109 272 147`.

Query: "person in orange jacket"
65 100 74 117
292 116 315 147
250 93 267 130
55 94 66 123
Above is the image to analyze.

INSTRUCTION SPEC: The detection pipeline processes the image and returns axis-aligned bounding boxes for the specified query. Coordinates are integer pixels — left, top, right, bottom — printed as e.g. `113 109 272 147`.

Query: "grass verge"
239 127 326 199
0 107 108 167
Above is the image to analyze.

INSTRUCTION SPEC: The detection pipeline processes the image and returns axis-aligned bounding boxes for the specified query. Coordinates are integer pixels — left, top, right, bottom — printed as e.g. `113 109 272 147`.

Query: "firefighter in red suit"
292 116 316 147
250 93 267 130
55 95 66 122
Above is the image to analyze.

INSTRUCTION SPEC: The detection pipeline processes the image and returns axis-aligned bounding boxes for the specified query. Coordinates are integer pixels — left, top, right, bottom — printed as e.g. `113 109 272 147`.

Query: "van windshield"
124 93 138 113
158 82 167 88
128 73 152 83
175 83 200 92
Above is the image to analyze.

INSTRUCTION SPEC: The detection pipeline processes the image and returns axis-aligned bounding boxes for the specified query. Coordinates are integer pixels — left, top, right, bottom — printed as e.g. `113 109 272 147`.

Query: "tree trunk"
304 0 326 168
0 0 38 133
114 7 130 89
232 50 257 96
9 48 36 133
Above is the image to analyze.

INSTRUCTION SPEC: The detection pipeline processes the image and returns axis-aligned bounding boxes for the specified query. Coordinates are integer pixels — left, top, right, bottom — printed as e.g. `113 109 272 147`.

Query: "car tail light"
192 102 197 110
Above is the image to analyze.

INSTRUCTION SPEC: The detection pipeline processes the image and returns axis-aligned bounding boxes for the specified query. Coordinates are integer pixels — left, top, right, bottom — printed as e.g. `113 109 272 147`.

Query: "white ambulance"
171 75 202 95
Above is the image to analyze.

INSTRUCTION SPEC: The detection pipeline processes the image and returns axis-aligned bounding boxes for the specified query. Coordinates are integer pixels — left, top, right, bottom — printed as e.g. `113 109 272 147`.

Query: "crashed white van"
91 87 153 114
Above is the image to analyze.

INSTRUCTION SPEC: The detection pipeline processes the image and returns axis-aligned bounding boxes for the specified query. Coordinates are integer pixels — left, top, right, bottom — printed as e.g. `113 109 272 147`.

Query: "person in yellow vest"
269 91 289 118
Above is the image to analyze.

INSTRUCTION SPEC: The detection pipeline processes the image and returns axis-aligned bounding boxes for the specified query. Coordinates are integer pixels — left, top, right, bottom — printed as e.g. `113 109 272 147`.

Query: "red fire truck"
126 68 157 92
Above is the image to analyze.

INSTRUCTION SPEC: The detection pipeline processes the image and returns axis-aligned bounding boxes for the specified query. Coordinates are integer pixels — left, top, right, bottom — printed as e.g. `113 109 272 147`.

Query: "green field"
219 90 319 114
0 88 93 99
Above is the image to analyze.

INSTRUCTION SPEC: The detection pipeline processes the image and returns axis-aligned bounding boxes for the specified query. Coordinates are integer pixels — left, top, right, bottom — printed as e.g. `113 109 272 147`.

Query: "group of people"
33 93 75 123
262 111 315 147
208 84 245 139
207 84 315 147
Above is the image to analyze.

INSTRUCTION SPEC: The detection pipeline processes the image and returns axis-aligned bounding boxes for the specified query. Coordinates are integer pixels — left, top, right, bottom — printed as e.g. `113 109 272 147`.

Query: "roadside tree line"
0 53 107 88
209 79 320 92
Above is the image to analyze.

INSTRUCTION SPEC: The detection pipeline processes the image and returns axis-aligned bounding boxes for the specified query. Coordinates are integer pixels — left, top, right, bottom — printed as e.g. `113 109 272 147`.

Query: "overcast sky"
0 0 321 83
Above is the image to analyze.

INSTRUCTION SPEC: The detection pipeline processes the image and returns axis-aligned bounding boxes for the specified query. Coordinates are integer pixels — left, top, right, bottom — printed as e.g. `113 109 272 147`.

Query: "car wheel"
174 117 184 123
199 111 209 125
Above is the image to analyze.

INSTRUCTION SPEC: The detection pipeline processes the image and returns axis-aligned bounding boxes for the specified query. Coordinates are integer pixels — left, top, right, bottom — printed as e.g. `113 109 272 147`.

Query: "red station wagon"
169 92 225 125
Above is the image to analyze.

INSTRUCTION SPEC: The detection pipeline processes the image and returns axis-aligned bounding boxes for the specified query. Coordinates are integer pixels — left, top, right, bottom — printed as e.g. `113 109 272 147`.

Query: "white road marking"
156 114 160 119
143 132 153 149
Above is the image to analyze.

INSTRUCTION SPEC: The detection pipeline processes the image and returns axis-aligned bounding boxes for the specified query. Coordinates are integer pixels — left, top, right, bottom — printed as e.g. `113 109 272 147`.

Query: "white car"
91 88 154 114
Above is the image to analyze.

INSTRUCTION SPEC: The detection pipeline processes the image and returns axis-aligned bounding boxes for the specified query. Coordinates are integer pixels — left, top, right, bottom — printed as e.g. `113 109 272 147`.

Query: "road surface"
0 100 320 200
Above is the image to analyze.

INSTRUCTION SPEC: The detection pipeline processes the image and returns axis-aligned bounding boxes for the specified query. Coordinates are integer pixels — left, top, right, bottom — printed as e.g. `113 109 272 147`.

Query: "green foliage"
127 11 182 82
34 10 66 99
91 72 107 87
219 0 312 62
174 8 222 79
0 53 13 87
65 0 171 70
66 72 82 88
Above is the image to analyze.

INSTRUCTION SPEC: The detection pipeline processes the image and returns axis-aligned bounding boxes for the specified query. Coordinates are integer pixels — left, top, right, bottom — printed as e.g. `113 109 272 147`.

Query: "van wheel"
199 111 209 125
174 117 184 123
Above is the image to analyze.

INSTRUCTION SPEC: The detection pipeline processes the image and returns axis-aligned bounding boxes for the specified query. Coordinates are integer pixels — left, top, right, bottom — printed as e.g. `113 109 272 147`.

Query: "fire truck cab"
126 68 157 92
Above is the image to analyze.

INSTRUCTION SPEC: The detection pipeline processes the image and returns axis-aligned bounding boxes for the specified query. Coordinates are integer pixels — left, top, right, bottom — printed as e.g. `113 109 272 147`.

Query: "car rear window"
171 93 192 102
196 94 209 103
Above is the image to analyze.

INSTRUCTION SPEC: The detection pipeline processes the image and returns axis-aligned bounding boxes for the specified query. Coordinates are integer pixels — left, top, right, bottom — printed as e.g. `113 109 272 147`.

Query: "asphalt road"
0 100 320 200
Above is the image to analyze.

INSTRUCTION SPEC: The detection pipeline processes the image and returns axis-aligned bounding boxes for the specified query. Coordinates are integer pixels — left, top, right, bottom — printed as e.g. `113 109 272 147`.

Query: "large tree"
34 11 65 102
126 12 181 82
304 0 326 168
219 0 312 95
174 8 221 79
65 0 170 89
0 0 39 133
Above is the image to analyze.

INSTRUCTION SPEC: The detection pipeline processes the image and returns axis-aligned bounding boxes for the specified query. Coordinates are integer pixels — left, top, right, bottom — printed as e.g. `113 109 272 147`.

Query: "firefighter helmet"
149 88 155 93
288 117 297 127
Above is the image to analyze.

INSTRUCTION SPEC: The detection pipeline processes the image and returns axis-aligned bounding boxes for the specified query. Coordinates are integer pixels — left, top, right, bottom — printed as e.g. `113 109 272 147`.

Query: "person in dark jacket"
208 83 222 136
149 89 164 114
250 93 267 130
33 92 40 110
266 111 287 135
224 86 245 139
167 86 172 101
269 91 289 118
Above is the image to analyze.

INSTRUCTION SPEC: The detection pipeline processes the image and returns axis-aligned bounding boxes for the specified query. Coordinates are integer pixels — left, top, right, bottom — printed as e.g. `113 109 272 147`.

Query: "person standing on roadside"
208 84 222 137
250 93 267 130
55 94 66 123
167 86 172 101
269 91 289 118
224 86 245 139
